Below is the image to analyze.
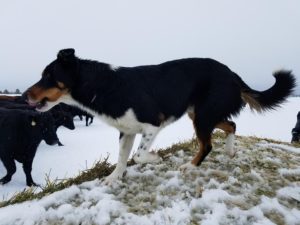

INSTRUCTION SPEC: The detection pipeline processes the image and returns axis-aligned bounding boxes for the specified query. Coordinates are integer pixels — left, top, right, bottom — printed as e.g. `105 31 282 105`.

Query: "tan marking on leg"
191 141 205 166
187 111 195 121
215 121 236 135
216 121 236 157
191 136 212 166
188 111 213 166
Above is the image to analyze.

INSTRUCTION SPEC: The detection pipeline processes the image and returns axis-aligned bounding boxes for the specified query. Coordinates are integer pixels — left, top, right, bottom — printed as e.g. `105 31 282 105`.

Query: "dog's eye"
56 81 65 89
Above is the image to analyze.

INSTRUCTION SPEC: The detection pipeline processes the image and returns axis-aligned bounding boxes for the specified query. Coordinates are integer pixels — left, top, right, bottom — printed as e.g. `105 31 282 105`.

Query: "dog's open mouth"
27 98 48 110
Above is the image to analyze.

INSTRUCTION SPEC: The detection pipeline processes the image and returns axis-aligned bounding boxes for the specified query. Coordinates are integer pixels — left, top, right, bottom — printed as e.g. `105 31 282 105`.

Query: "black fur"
26 48 296 166
0 109 58 186
291 111 300 143
55 103 94 126
234 70 296 111
48 106 75 146
32 49 294 126
0 98 75 147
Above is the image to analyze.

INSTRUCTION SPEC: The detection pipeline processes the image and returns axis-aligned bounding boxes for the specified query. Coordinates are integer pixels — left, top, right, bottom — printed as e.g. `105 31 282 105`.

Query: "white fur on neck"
36 94 75 112
47 94 162 135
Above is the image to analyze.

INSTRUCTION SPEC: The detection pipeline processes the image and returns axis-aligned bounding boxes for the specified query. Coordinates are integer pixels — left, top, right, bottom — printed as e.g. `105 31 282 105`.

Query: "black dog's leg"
85 115 93 126
58 140 64 146
0 156 16 185
89 116 93 125
85 115 89 126
23 159 37 186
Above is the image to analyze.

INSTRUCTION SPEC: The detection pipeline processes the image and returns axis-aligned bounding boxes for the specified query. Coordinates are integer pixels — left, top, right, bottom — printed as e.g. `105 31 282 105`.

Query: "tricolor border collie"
26 49 296 184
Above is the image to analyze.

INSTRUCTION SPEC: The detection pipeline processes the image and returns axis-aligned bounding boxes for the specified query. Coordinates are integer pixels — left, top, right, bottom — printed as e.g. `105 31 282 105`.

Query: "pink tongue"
26 100 38 107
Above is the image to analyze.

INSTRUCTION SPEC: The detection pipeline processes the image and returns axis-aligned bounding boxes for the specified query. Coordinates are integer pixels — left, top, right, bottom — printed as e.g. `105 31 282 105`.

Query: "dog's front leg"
103 132 135 185
133 128 161 164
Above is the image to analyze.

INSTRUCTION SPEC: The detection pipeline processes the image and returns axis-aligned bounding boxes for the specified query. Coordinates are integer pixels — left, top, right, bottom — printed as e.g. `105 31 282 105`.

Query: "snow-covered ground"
0 97 299 224
1 130 300 225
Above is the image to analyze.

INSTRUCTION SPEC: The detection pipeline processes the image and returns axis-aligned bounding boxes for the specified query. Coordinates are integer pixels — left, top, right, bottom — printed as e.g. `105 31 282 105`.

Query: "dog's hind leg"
180 104 218 172
187 111 236 157
215 120 236 157
103 132 135 185
133 126 162 164
180 130 213 172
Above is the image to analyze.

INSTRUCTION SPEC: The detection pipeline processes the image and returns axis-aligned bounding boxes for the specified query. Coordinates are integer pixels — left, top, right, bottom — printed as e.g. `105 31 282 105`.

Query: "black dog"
55 103 94 126
0 96 35 110
26 49 295 184
0 97 75 146
291 111 300 143
48 106 75 146
0 109 58 186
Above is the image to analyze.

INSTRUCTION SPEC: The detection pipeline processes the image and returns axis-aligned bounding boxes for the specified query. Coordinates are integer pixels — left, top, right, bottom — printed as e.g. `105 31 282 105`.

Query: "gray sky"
0 0 299 94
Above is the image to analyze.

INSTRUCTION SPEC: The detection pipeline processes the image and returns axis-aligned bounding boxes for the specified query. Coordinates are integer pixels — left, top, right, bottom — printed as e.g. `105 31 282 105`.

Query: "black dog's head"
26 48 78 111
54 111 76 130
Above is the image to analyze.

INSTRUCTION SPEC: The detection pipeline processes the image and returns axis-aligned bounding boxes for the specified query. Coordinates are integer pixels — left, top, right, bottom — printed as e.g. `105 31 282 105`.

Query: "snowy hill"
0 132 299 225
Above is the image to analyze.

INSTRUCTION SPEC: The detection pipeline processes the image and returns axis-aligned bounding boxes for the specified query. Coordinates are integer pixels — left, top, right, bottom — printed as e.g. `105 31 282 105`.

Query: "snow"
278 168 300 176
258 142 300 154
0 97 299 224
234 97 299 142
277 186 300 202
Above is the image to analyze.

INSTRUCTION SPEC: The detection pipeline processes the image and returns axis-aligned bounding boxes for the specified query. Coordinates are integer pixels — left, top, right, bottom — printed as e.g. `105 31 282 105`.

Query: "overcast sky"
0 0 299 94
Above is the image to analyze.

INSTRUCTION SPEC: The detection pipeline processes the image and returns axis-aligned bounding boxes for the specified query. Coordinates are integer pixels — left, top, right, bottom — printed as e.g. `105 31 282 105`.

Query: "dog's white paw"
102 171 123 186
179 162 197 174
225 147 237 158
133 152 162 164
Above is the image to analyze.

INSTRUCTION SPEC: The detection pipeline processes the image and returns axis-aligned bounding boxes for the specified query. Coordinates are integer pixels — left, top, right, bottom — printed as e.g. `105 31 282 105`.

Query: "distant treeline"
0 89 299 97
0 89 22 94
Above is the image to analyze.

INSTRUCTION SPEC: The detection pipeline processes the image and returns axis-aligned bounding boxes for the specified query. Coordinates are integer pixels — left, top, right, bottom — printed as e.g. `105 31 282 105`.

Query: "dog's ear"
57 48 76 62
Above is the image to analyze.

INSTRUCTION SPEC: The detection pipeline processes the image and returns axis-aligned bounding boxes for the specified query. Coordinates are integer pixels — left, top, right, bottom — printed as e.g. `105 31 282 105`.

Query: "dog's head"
26 48 78 111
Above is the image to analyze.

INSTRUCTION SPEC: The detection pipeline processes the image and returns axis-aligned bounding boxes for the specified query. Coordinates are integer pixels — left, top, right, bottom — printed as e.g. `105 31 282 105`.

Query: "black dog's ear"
57 48 76 62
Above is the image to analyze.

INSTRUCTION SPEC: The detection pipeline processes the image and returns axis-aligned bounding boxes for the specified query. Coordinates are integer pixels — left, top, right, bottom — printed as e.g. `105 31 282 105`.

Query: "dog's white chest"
58 95 163 134
100 109 145 133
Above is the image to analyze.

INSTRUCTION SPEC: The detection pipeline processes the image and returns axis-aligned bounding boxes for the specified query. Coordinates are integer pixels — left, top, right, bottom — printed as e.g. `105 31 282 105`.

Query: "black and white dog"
26 49 295 184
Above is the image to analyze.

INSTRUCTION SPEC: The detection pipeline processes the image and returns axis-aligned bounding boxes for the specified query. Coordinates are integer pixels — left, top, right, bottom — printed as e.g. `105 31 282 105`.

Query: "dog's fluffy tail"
234 70 296 113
